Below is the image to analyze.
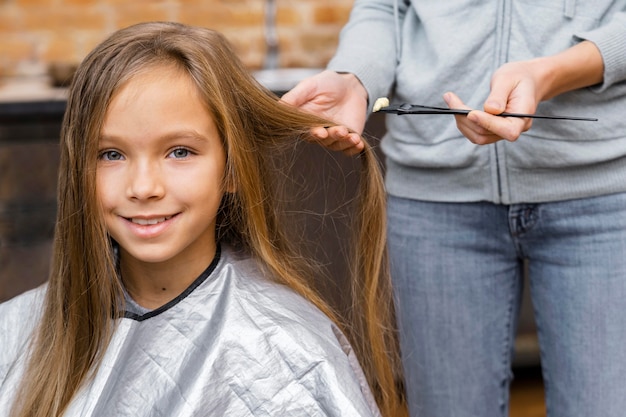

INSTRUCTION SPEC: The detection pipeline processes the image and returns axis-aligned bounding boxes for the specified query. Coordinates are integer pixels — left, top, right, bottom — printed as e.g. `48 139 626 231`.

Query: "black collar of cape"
123 244 222 322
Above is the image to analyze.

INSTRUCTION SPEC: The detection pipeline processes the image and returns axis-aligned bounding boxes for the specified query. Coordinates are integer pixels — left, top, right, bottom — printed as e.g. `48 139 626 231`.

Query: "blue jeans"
387 193 626 417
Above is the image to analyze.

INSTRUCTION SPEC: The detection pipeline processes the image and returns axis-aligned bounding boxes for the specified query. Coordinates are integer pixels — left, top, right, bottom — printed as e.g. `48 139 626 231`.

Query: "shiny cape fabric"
0 245 381 416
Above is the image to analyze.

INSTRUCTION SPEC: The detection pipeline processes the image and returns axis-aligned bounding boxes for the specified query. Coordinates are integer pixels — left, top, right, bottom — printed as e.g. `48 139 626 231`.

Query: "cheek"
194 167 227 210
95 171 114 210
198 180 226 208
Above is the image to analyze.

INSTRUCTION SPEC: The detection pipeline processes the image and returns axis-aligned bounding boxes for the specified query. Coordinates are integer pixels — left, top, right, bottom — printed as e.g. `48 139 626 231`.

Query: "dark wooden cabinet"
0 100 64 301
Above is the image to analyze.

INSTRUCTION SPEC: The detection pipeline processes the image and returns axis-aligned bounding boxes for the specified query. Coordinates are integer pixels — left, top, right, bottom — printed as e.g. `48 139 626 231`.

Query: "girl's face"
97 66 226 275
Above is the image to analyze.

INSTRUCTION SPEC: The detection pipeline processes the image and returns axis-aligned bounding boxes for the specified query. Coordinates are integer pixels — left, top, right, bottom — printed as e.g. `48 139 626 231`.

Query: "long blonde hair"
12 22 404 417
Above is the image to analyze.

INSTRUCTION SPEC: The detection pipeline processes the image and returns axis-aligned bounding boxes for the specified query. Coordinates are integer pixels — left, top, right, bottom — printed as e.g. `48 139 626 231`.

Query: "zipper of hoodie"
491 0 513 204
491 1 576 204
564 0 576 18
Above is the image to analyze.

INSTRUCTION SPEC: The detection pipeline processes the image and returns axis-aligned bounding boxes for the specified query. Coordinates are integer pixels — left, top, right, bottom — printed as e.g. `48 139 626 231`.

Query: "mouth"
127 215 174 225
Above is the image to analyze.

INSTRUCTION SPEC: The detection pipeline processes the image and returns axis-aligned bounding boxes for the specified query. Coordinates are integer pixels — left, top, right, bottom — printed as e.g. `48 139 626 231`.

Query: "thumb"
443 91 470 109
483 95 506 115
483 81 511 115
280 78 317 107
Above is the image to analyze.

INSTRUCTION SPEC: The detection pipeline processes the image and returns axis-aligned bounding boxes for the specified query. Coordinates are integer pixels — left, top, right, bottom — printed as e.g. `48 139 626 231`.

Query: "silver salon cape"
0 245 381 416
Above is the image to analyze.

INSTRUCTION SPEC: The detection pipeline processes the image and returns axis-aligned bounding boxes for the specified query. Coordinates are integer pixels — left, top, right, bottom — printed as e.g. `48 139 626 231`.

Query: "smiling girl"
0 22 404 417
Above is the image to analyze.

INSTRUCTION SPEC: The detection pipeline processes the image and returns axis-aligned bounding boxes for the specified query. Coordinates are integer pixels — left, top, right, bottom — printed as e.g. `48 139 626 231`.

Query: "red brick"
313 5 352 25
113 4 173 29
21 7 107 32
300 29 340 51
275 6 301 26
179 4 263 29
221 29 266 69
0 38 36 62
42 34 82 63
0 7 24 32
59 0 100 5
15 0 58 5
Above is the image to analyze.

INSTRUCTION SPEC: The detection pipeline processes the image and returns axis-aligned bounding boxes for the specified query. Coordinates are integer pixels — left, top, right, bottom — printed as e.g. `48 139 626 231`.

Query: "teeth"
131 216 171 225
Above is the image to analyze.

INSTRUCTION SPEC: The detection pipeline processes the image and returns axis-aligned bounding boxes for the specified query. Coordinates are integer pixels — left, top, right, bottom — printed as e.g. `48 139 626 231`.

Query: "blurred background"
0 0 352 91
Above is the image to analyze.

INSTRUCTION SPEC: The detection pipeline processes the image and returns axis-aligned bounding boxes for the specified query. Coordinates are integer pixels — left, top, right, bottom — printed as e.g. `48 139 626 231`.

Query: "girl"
0 22 404 416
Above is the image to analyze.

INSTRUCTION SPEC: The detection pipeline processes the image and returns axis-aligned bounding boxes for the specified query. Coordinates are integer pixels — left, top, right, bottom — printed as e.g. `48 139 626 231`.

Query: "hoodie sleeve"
575 11 626 91
326 0 409 112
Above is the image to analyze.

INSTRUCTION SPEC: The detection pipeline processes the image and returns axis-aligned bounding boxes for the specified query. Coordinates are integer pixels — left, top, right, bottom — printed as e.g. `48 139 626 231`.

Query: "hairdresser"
282 1 626 416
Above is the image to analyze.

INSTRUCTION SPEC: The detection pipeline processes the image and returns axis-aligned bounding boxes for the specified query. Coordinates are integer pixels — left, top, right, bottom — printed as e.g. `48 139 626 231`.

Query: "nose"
127 159 165 201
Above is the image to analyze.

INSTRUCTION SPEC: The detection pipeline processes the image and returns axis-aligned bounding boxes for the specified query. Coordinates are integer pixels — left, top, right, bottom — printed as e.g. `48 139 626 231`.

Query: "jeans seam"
499 271 518 417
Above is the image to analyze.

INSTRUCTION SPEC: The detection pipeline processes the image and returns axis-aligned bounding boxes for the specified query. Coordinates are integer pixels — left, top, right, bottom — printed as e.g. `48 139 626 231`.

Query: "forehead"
100 65 219 145
112 63 198 103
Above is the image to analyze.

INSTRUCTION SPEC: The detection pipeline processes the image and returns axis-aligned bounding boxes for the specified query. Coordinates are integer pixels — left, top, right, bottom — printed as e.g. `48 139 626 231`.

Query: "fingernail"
486 100 502 111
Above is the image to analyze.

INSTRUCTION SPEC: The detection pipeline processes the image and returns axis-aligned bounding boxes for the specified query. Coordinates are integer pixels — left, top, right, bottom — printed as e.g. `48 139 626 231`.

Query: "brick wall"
0 0 353 80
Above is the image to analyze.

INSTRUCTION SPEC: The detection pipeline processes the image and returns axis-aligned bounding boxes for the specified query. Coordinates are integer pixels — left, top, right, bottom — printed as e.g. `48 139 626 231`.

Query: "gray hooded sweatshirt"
328 0 626 204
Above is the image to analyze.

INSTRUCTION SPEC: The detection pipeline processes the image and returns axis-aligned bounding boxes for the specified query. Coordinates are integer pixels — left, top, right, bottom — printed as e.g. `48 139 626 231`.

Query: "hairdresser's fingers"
309 127 364 156
281 76 318 108
466 111 529 144
309 126 330 140
443 92 494 143
326 126 365 156
308 126 365 156
281 71 368 134
444 92 514 145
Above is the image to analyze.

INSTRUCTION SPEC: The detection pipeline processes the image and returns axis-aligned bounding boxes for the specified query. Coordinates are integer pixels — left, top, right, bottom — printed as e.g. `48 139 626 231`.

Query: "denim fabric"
387 193 626 417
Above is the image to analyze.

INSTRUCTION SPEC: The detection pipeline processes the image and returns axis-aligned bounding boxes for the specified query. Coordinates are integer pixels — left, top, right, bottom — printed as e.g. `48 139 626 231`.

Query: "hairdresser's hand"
443 62 539 145
281 70 367 156
446 40 604 146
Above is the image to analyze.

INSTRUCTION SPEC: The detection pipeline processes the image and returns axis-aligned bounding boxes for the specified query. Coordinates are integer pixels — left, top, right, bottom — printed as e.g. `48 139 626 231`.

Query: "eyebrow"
99 130 211 145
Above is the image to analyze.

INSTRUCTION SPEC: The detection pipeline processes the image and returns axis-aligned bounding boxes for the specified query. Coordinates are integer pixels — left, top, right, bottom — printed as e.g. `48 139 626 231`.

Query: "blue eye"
170 148 190 158
100 150 123 161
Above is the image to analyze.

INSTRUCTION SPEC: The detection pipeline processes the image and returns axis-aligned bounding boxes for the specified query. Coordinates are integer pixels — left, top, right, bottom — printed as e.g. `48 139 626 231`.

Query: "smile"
129 215 173 225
